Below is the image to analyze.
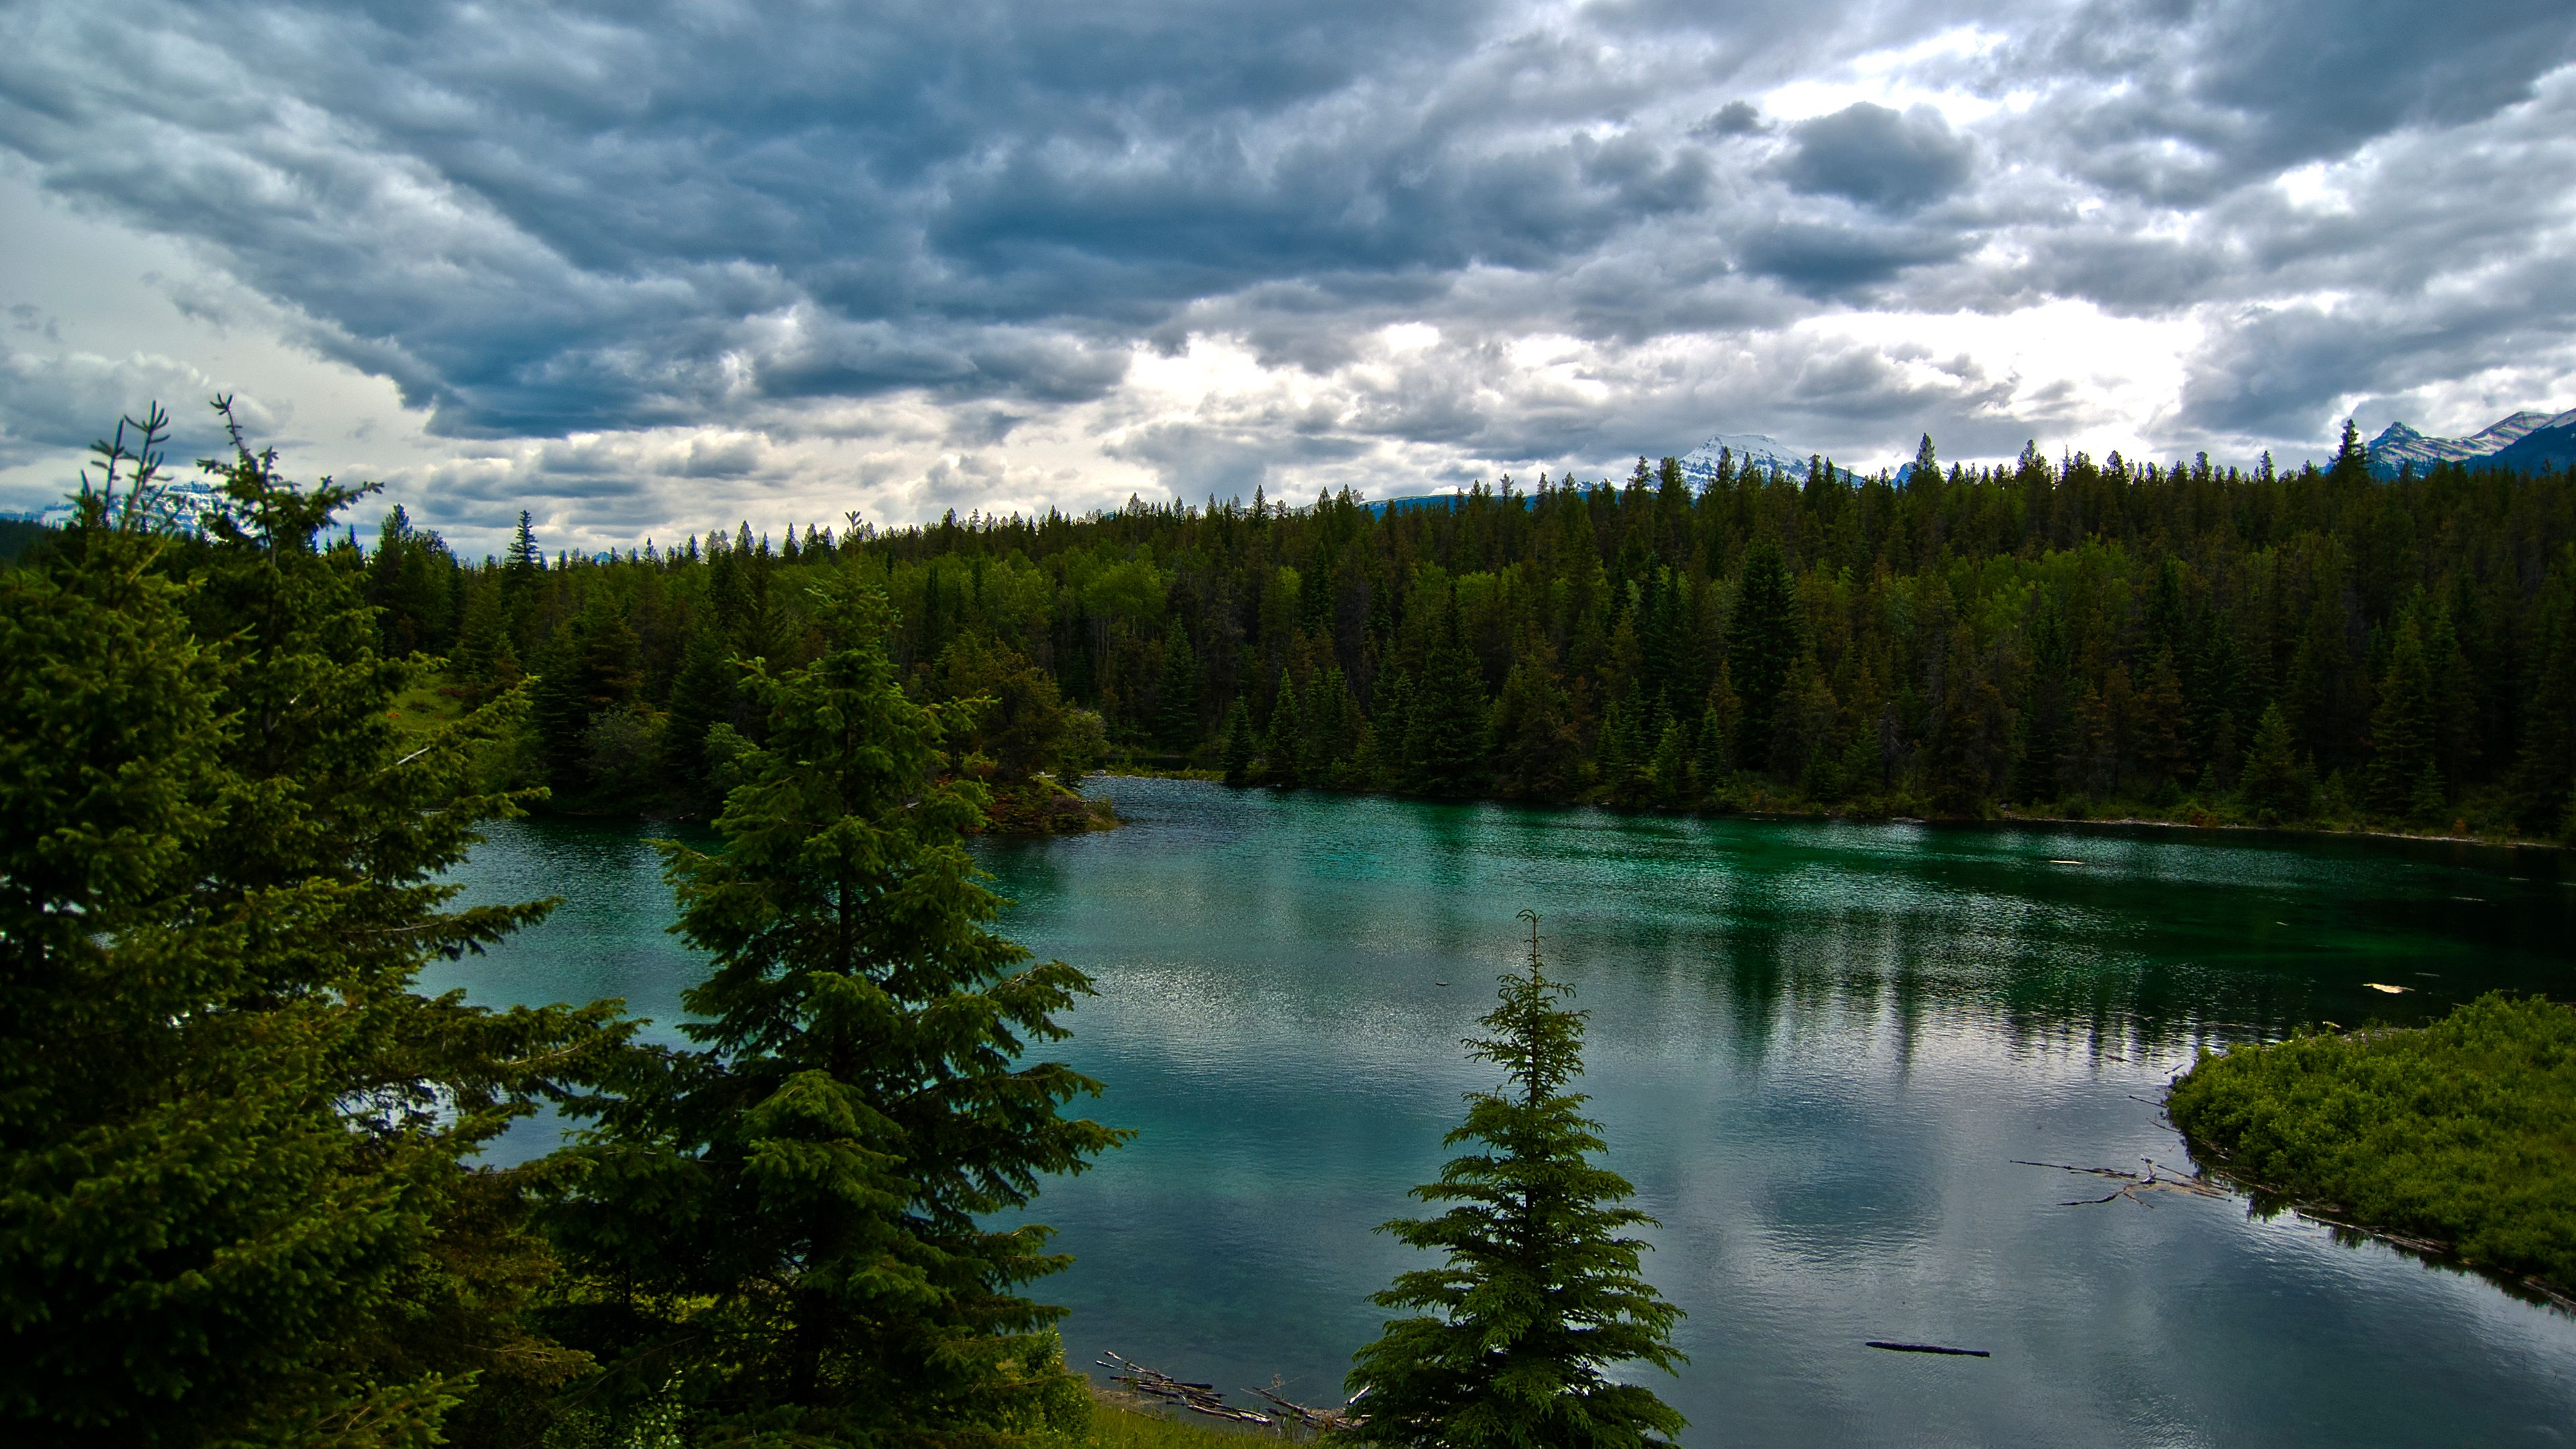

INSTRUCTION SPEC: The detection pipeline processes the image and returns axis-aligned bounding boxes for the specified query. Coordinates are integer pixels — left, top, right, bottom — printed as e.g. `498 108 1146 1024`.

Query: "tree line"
2 405 1687 1448
350 424 2575 839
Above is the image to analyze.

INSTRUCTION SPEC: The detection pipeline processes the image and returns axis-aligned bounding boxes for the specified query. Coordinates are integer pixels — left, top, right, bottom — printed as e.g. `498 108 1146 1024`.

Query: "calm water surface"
431 778 2576 1447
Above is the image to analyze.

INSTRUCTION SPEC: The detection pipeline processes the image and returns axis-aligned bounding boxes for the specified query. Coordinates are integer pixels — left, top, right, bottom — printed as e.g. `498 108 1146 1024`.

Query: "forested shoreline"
1 407 1693 1446
283 425 2576 841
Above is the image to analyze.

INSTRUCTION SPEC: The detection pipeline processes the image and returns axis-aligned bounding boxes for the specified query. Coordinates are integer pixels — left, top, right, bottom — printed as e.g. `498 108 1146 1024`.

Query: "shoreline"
2167 996 2576 1318
2178 1132 2576 1318
1088 771 2569 856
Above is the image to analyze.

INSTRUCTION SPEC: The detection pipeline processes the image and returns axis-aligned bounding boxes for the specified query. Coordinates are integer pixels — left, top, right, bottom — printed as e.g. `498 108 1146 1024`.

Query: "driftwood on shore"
1097 1351 1274 1426
1250 1378 1370 1432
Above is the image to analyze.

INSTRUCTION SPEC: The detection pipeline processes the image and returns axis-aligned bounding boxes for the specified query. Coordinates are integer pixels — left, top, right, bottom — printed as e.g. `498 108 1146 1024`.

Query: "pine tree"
1305 665 1358 785
1491 657 1580 799
546 576 1120 1441
663 620 741 796
1365 669 1416 790
2134 646 2190 792
3 409 607 1446
2239 702 2312 823
1648 719 1692 806
506 509 544 579
1694 704 1731 796
1349 914 1685 1449
2510 548 2576 833
1407 591 1490 796
1727 539 1799 773
1154 628 1200 752
1263 667 1305 786
2367 616 2440 818
1222 698 1257 787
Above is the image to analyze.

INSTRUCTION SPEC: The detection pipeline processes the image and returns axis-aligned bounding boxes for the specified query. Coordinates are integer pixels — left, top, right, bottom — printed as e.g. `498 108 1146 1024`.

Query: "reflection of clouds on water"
449 782 2576 1443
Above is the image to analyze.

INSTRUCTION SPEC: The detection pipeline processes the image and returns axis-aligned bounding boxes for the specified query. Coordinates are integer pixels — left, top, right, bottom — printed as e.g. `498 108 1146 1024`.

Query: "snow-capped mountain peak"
1676 431 1818 482
2369 408 2575 474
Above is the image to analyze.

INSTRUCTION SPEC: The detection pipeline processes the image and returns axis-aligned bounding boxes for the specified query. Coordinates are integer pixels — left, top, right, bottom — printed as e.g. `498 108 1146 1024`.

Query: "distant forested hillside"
309 425 2576 837
0 517 50 565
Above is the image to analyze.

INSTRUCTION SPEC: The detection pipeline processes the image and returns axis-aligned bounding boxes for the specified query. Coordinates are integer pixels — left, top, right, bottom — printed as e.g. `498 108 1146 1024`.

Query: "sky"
2 0 2573 556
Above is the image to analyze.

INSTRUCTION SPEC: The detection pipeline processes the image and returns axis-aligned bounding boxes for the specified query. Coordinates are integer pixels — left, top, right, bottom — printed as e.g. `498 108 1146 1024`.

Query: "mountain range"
2368 409 2576 476
1676 431 1825 482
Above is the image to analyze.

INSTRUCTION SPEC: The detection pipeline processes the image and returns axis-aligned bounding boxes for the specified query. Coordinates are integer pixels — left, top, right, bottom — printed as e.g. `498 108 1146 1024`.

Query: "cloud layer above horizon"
3 0 2574 553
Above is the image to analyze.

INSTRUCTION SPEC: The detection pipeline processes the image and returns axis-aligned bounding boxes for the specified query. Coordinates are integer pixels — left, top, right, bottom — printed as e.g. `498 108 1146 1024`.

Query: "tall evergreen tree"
1221 698 1257 787
1349 914 1684 1449
1263 667 1305 786
2239 702 2312 824
1407 591 1490 796
1154 628 1200 752
2368 616 2440 818
1491 657 1580 799
1726 539 1799 773
545 576 1122 1442
3 409 608 1447
2511 549 2576 832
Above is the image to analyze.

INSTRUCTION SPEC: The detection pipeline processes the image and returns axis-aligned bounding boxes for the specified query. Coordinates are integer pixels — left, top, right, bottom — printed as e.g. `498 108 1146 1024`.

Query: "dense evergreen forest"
0 405 1684 1447
311 424 2576 840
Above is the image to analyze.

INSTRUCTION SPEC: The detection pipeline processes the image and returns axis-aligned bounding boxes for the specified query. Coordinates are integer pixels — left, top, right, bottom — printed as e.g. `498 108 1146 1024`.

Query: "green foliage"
296 441 2575 835
1 406 617 1446
1406 590 1490 796
2238 702 2313 823
1725 539 1799 771
543 574 1124 1444
1077 1391 1248 1449
2168 994 2576 1295
1348 917 1684 1449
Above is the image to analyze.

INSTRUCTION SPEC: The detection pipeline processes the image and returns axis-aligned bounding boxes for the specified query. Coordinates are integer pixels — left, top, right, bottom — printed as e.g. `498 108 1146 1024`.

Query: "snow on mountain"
1676 431 1820 482
2367 409 2573 475
2483 413 2576 474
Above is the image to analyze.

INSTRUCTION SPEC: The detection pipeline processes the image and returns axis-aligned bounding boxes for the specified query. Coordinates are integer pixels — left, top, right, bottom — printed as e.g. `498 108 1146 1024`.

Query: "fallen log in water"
2013 1157 2224 1206
1866 1340 1991 1357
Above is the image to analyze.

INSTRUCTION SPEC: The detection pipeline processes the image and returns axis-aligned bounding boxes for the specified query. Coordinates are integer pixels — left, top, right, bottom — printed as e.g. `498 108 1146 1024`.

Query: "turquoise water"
431 779 2576 1446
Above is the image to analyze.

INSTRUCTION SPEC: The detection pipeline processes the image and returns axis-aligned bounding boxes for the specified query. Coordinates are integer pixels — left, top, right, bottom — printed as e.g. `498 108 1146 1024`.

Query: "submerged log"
2013 1157 2224 1205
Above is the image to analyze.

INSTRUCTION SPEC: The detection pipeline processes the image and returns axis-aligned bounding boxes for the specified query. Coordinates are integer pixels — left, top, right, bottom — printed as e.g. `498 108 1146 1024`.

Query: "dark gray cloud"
1697 101 1770 138
1780 104 1974 212
1737 221 1971 297
0 0 2568 519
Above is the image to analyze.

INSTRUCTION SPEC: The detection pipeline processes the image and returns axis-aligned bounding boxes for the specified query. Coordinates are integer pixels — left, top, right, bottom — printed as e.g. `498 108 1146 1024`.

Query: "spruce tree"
663 621 741 798
2239 702 2312 824
1407 591 1491 796
545 576 1122 1442
2510 548 2576 833
1350 914 1684 1449
1221 698 1257 787
1726 539 1798 773
1491 657 1580 799
1263 667 1305 787
3 409 608 1446
1154 629 1200 752
2367 616 2440 818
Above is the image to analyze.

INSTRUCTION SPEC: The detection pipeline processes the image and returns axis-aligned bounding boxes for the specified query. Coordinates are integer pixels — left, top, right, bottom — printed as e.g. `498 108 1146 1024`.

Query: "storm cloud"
0 0 2569 549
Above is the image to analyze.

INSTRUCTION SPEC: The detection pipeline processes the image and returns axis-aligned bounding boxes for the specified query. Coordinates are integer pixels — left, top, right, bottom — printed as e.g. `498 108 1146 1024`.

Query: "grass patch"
2168 993 2576 1299
1077 1392 1254 1448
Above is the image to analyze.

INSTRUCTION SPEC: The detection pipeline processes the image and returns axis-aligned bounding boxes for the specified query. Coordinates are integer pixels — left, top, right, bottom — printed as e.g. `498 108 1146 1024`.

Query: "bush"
2169 994 2576 1293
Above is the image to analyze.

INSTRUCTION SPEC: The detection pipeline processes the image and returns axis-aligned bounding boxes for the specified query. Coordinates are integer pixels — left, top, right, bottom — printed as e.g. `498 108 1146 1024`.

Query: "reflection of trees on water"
975 782 2573 1074
1676 839 2573 1068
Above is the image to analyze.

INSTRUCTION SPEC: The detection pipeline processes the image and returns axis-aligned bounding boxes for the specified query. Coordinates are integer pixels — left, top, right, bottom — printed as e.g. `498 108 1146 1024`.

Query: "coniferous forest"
339 425 2571 840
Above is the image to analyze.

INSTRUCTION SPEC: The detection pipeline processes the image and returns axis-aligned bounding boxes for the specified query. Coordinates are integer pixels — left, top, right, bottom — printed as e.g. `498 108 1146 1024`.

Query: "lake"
431 777 2576 1446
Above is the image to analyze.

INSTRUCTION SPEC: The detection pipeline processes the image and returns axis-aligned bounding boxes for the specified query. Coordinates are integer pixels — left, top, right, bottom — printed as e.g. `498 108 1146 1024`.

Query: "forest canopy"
31 421 2575 839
